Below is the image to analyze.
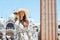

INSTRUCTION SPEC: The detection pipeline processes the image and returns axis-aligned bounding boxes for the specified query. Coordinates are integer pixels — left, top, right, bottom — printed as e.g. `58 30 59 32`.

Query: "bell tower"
40 0 57 40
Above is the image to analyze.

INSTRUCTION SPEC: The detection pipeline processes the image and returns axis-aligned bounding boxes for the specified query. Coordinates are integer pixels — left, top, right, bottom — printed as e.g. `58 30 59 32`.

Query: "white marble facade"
0 18 17 40
0 17 40 40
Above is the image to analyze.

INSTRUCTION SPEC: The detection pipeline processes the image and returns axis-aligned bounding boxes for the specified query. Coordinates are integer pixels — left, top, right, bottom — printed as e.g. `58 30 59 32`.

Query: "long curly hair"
18 11 27 23
13 12 18 22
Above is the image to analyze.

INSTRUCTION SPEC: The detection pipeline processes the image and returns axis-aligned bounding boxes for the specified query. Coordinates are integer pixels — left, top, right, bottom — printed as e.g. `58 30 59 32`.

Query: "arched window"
6 23 15 29
58 25 60 29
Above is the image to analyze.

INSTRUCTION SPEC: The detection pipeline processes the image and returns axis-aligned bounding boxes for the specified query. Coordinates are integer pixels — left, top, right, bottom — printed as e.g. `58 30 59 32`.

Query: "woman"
15 8 33 40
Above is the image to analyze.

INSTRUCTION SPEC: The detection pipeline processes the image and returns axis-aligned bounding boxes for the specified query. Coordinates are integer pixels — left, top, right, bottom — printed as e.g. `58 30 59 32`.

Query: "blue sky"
0 0 40 23
0 0 60 23
57 0 60 21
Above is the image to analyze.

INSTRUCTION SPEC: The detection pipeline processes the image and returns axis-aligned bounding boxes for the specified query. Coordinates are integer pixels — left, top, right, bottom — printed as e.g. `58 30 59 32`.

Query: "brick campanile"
40 0 57 40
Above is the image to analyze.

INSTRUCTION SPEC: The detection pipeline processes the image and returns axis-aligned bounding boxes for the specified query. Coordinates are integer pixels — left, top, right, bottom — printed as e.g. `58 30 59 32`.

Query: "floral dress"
15 20 29 40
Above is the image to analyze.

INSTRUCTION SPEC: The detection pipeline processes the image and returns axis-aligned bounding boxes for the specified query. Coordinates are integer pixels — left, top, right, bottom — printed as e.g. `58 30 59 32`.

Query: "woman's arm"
24 19 29 27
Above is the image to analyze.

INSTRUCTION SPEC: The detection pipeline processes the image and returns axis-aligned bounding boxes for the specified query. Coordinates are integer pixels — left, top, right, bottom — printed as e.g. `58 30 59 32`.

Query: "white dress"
15 20 29 40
